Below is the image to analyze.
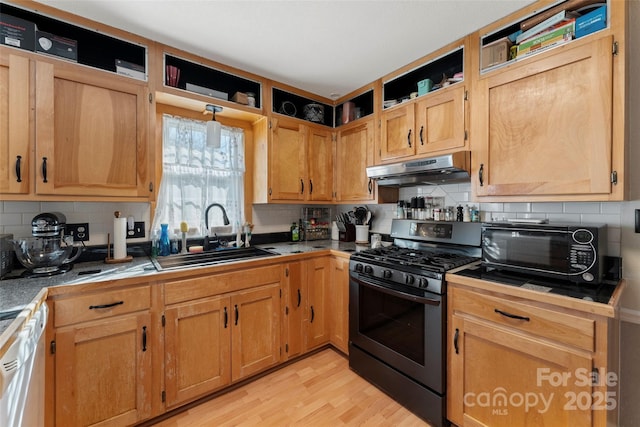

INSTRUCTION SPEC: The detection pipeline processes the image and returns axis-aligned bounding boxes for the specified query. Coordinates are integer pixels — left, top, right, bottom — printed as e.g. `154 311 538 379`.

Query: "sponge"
180 221 188 233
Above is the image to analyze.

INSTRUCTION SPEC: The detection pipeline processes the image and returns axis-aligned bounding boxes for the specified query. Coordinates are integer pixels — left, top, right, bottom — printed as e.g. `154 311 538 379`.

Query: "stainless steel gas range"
348 219 482 427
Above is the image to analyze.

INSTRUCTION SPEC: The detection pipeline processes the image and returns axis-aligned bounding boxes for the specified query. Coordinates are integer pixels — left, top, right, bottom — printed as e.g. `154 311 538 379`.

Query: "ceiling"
37 0 535 100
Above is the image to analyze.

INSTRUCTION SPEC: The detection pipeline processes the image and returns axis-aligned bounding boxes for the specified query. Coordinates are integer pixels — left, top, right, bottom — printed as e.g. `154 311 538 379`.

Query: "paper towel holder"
105 211 133 264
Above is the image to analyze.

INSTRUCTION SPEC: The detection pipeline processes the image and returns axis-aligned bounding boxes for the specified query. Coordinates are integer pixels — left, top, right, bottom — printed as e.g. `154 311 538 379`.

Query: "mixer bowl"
12 237 83 274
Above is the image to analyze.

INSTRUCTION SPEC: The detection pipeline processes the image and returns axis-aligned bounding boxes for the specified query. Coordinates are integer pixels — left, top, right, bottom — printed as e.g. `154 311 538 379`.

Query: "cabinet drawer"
54 285 151 327
164 265 282 305
451 287 595 352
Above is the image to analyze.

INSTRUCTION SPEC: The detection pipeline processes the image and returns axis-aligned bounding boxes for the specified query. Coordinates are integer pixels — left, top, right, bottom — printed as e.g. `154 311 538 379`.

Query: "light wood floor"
154 349 430 426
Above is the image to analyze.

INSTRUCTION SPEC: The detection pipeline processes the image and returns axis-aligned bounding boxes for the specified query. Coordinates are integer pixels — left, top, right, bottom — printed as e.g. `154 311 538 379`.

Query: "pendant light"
205 104 223 148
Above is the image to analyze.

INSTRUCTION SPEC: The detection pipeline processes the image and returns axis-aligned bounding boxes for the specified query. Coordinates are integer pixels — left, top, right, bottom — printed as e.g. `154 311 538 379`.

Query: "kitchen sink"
151 246 279 271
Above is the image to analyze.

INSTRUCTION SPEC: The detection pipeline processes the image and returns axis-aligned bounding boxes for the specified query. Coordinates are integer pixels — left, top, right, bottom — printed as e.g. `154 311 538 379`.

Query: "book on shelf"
517 19 575 57
516 10 579 44
519 0 602 31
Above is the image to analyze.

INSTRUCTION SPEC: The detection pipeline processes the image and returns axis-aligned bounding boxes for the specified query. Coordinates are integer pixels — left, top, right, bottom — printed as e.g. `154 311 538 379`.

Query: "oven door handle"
353 275 441 306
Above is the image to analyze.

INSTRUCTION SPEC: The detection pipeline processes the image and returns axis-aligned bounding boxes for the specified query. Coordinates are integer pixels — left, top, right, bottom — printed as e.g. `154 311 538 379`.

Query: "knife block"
339 224 355 242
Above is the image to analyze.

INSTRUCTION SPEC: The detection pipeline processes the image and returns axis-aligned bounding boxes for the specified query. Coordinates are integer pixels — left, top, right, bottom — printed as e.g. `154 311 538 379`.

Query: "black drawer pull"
224 306 228 328
235 304 239 325
310 305 315 323
142 326 147 352
297 289 301 307
41 157 48 183
454 328 459 354
494 308 530 322
89 301 124 310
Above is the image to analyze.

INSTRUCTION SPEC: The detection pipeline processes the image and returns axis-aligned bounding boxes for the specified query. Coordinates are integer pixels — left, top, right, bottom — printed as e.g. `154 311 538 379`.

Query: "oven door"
349 273 444 393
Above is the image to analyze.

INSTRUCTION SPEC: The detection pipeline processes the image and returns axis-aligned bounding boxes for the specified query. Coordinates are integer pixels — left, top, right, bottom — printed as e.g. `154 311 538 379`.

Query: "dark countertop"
0 239 364 336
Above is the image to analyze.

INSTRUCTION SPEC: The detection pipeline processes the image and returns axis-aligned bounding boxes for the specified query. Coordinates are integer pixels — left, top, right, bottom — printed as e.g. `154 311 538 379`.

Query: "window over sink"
152 114 245 237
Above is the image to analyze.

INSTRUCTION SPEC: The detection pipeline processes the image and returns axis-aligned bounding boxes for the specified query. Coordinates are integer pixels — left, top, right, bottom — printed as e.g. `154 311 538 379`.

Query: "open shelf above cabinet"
479 0 609 73
272 87 333 127
163 53 262 109
383 46 464 109
1 2 146 79
335 90 374 126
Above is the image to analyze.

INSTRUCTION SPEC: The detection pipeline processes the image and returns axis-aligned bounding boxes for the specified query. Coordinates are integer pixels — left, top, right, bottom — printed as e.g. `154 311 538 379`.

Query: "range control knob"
354 263 363 273
383 270 393 279
405 274 415 285
364 265 374 274
418 278 429 289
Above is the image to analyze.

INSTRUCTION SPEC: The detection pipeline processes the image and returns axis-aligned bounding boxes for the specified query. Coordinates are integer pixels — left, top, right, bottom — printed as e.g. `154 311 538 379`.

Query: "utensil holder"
355 225 369 244
339 224 355 242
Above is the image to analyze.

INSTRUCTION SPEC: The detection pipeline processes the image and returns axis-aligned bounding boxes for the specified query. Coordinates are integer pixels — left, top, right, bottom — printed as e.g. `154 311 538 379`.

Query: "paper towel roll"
113 217 127 259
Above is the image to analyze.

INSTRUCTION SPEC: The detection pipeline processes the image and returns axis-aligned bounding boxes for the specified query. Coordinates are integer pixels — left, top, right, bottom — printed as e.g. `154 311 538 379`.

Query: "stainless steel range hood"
367 151 471 187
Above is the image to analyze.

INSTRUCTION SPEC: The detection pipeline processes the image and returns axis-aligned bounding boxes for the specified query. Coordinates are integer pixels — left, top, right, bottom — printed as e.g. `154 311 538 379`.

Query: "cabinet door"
0 52 31 194
55 313 152 426
329 256 349 354
164 295 231 408
415 85 466 155
473 36 613 198
336 120 375 202
34 60 150 197
281 261 305 361
306 126 333 201
306 257 330 350
380 103 415 161
231 283 281 381
448 314 593 427
269 117 306 201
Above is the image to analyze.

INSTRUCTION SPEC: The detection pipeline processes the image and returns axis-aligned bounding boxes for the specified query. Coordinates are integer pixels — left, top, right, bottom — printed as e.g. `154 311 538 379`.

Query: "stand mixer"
12 212 83 276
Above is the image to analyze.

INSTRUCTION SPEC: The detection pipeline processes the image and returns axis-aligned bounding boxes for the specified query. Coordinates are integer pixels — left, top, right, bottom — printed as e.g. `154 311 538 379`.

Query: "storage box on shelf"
160 51 263 111
479 0 609 73
335 89 374 126
0 2 147 78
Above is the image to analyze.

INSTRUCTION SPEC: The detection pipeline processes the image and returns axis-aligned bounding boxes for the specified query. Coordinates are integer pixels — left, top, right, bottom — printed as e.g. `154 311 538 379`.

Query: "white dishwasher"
0 301 48 427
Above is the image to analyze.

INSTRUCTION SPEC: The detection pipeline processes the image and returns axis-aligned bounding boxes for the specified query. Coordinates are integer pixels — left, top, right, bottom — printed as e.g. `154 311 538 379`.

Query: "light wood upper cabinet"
35 59 150 198
254 116 333 203
472 35 615 200
380 103 416 161
415 85 467 155
335 119 375 202
306 126 333 201
0 52 31 195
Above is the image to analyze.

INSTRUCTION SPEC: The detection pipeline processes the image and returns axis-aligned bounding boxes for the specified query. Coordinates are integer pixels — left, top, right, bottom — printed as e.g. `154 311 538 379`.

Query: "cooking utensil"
365 210 372 225
12 236 82 274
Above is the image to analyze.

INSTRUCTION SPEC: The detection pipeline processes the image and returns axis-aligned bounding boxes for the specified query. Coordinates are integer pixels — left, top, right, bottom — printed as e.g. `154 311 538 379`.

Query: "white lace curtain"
152 114 245 237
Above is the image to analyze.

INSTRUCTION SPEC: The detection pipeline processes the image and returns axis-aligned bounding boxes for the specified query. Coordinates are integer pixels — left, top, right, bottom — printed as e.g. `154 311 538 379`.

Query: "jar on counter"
433 208 441 221
246 92 256 107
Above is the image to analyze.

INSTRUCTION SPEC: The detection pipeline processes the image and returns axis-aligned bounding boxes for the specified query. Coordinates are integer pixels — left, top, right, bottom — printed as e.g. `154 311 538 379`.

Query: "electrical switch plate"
66 223 90 242
127 221 146 239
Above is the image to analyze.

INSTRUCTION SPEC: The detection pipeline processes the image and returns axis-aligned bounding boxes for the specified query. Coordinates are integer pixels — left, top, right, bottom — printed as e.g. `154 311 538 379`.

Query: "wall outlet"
67 223 90 242
127 221 146 239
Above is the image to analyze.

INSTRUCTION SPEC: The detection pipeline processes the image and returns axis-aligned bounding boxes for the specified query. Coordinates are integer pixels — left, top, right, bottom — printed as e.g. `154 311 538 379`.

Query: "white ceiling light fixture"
205 104 223 148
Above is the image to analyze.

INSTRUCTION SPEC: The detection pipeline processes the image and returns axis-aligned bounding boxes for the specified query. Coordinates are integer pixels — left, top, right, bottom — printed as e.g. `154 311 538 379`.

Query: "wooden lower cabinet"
163 266 282 409
164 295 231 408
305 256 330 350
281 261 305 361
447 282 618 427
329 256 349 354
54 313 152 426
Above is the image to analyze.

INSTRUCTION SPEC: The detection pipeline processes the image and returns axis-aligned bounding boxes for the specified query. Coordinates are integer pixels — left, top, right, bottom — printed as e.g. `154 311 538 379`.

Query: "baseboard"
620 307 640 324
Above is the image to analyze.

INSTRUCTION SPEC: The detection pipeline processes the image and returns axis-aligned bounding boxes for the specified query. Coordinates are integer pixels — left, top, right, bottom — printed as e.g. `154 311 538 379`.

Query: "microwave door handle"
353 276 441 306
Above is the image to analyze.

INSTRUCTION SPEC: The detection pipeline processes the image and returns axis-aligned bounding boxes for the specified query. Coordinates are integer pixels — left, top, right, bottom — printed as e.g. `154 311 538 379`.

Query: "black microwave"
481 222 606 284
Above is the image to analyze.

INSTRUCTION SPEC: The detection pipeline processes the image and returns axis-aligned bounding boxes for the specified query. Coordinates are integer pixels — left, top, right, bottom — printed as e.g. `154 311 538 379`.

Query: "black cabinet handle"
224 306 228 328
454 328 459 354
419 126 424 145
142 326 147 352
41 157 48 183
479 163 484 187
494 308 530 322
235 304 239 325
297 289 301 307
89 301 124 310
368 178 373 194
407 129 412 148
15 155 22 183
310 305 315 323
309 179 313 195
300 179 304 194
